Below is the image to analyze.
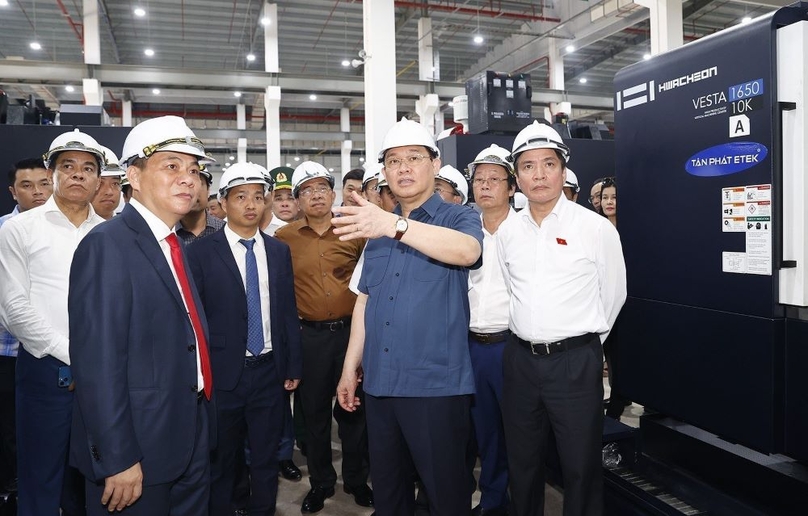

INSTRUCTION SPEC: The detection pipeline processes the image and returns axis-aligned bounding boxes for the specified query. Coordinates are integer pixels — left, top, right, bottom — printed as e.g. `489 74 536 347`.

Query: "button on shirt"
359 194 484 397
129 199 205 391
223 225 273 355
274 219 364 321
0 196 104 365
496 195 626 344
468 209 518 334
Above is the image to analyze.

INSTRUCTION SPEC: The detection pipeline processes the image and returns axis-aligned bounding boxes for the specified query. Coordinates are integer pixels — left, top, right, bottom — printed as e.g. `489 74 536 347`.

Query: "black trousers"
366 394 472 516
502 335 604 516
0 356 16 487
298 325 369 489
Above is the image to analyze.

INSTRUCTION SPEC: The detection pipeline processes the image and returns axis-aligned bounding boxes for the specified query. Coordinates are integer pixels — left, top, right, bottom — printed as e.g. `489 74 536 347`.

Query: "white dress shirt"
223 225 273 355
497 195 626 344
0 196 104 365
468 208 518 334
129 199 204 390
263 216 287 237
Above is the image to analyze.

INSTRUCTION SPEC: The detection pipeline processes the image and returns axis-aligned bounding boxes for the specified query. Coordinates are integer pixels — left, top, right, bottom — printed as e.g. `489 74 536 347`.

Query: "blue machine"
612 3 808 514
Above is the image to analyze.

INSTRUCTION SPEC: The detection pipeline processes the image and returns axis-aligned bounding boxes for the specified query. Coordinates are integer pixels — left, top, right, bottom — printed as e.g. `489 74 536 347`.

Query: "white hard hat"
378 117 440 162
564 168 580 192
291 161 335 197
218 162 272 201
42 129 105 169
436 165 469 205
514 191 528 210
362 162 383 189
510 120 570 164
98 145 125 177
468 144 513 177
120 115 213 167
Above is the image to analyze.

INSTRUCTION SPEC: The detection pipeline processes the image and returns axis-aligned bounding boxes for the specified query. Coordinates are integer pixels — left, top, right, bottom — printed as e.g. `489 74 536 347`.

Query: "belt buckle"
529 342 550 355
327 321 341 332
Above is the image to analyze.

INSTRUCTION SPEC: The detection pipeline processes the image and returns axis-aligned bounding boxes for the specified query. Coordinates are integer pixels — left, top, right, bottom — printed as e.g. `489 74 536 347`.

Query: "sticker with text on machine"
721 184 772 275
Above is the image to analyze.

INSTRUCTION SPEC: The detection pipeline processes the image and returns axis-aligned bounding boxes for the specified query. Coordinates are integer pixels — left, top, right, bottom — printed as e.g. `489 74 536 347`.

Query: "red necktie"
166 233 213 400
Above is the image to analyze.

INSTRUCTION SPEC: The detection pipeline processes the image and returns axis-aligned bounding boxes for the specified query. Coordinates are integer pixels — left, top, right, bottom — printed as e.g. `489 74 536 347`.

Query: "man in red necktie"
68 116 215 516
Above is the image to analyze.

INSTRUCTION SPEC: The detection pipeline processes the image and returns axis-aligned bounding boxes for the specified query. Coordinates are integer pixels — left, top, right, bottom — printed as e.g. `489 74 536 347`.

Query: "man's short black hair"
8 157 46 185
208 194 219 202
342 168 365 187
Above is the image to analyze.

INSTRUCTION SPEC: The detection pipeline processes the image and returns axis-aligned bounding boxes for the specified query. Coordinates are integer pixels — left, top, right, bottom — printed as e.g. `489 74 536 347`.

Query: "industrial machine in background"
610 3 808 514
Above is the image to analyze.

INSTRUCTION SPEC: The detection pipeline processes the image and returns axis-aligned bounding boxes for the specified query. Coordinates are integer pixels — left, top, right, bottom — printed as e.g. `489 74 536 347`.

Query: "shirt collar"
224 224 261 248
42 195 103 225
130 198 174 242
481 207 517 236
518 193 567 228
395 193 443 218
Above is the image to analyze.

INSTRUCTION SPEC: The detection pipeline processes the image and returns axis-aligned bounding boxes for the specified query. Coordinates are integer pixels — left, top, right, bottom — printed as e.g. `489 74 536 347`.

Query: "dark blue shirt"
358 194 483 397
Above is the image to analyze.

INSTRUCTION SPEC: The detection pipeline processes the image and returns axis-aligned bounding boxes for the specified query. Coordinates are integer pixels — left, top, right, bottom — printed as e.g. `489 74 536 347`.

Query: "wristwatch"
394 217 409 241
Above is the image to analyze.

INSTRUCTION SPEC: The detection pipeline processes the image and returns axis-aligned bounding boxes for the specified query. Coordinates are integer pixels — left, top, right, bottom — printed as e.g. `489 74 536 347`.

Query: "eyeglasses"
383 154 431 171
434 186 459 197
298 185 331 197
472 177 508 186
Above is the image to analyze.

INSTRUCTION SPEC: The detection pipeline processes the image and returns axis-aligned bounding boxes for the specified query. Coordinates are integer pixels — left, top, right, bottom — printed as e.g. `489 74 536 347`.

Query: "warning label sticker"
720 184 772 275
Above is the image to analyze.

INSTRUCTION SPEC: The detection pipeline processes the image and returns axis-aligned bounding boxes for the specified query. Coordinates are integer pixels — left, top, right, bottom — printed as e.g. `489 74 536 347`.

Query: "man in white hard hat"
92 145 125 220
186 162 302 516
465 144 517 516
176 163 225 244
333 117 483 516
497 120 626 516
563 168 580 203
376 173 398 213
0 129 105 516
274 162 371 514
434 165 469 205
68 115 215 515
360 163 383 207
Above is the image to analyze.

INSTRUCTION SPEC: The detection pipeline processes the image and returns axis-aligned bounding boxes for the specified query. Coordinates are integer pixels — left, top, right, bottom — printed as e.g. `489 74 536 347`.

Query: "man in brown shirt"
274 161 371 514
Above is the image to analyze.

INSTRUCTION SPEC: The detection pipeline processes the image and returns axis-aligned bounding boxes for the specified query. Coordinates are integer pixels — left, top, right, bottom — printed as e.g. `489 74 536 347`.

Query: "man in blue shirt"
333 118 483 516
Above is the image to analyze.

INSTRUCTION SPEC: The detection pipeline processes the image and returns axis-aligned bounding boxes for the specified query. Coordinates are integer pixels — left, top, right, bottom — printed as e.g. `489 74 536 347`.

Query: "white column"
548 38 565 91
237 104 246 130
122 100 133 127
415 94 439 137
237 138 248 163
264 3 279 73
636 0 684 55
265 86 281 169
340 107 352 175
82 78 103 106
82 0 101 65
418 17 437 81
363 0 397 162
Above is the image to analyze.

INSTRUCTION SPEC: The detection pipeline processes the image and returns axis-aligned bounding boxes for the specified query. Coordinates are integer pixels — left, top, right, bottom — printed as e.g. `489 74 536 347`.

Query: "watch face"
396 218 408 232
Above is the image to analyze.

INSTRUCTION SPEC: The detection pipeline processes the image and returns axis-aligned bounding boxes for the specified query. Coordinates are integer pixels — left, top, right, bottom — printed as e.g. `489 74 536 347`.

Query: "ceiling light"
294 156 300 162
328 168 334 172
224 162 230 168
359 157 365 162
643 53 652 60
309 94 317 101
152 88 160 94
144 48 155 57
29 42 41 50
579 78 587 84
448 101 454 107
229 156 235 161
566 45 575 53
246 53 256 62
0 0 10 6
285 163 291 167
234 91 242 98
134 7 146 17
742 16 752 24
260 17 271 26
473 35 484 44
65 85 75 92
341 59 351 67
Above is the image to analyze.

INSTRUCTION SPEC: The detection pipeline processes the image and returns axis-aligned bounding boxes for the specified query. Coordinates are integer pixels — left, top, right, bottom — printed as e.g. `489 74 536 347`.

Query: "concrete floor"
273 378 641 515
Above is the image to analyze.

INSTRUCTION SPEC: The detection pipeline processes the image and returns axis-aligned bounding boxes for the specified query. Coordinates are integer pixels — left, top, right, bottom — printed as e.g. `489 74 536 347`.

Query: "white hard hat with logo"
218 162 272 201
510 120 570 164
291 161 335 198
42 129 105 169
468 144 513 177
120 115 213 167
564 168 580 192
362 162 383 189
378 117 440 162
436 165 469 205
98 145 125 177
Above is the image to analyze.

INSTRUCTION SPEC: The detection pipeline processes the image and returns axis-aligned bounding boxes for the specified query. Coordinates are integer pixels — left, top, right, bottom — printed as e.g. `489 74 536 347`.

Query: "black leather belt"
468 330 511 344
513 333 598 356
300 317 351 332
245 351 273 367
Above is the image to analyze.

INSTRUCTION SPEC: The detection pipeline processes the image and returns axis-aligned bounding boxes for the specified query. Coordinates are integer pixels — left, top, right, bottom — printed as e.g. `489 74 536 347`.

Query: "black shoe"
472 504 508 516
301 486 335 513
344 483 374 507
280 459 303 481
234 510 248 516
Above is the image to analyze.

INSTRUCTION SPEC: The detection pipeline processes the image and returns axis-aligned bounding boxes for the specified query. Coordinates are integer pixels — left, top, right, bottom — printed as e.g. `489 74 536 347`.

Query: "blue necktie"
240 239 264 356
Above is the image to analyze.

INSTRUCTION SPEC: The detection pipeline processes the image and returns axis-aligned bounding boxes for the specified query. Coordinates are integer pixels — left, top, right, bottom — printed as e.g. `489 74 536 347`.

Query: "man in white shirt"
497 121 626 516
466 144 517 516
0 130 105 516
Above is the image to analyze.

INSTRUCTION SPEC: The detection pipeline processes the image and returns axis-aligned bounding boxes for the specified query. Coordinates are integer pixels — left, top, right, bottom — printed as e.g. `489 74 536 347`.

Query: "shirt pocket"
413 257 449 282
363 246 392 287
